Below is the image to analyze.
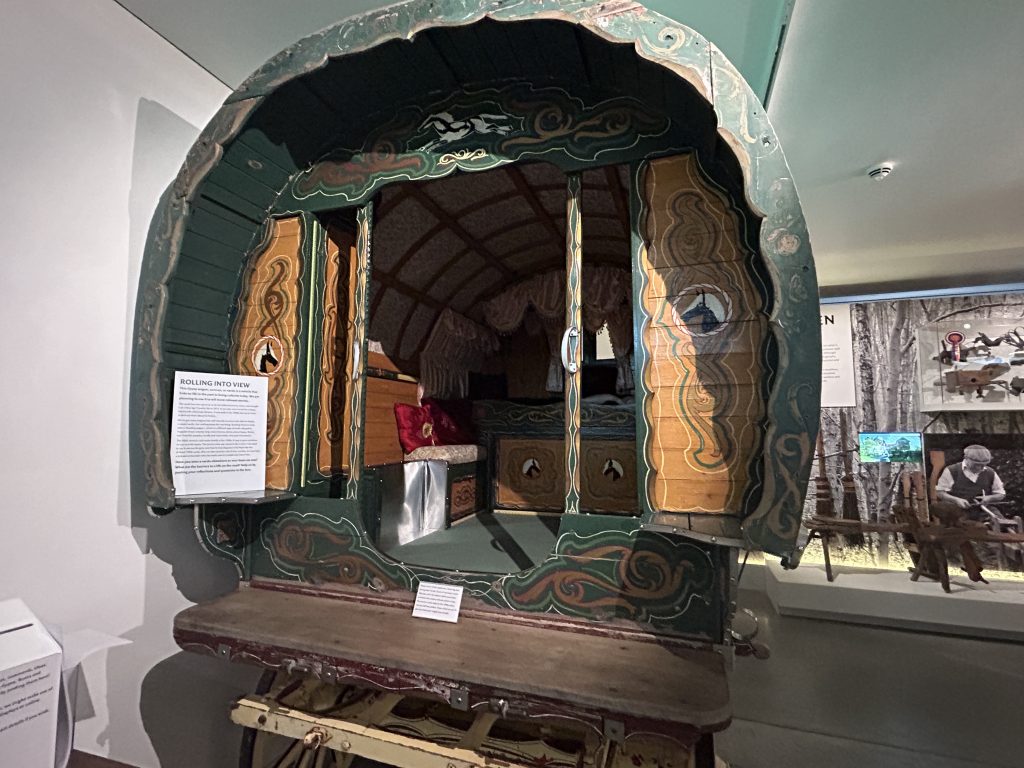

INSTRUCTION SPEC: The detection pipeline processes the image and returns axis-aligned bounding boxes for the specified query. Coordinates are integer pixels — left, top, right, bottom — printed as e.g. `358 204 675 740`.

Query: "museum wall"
806 293 1024 573
0 2 254 767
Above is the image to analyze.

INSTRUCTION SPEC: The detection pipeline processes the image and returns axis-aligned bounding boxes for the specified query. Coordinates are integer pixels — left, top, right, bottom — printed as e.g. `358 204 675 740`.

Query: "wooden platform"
174 586 730 734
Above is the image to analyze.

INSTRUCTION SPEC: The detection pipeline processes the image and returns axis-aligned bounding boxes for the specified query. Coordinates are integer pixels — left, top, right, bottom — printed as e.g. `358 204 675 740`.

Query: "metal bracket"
449 687 470 711
603 719 624 745
712 642 736 672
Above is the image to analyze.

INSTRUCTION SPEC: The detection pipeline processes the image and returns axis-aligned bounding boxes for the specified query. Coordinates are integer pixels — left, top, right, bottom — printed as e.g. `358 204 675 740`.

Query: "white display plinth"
0 599 62 768
765 561 1024 640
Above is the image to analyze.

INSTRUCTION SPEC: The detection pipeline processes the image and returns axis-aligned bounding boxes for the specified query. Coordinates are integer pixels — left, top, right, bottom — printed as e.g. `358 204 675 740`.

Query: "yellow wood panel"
643 278 765 323
317 233 352 475
496 438 565 510
363 375 419 466
640 154 767 515
367 376 421 399
230 216 303 490
647 353 765 389
580 441 637 513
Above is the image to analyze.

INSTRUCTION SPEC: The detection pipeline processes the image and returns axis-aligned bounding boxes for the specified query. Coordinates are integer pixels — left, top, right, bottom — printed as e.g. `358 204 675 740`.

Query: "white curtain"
419 308 500 398
483 266 634 394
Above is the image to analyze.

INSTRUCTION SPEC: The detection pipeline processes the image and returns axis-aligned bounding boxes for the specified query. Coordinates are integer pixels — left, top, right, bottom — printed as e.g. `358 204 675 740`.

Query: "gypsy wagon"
131 0 820 765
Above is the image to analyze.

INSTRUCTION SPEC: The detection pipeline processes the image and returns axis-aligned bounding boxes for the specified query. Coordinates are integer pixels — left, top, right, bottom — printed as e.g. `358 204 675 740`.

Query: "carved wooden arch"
133 0 820 556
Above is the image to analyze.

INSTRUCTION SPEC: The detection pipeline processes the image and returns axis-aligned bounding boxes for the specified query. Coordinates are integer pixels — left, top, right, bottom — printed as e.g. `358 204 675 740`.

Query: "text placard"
170 371 268 495
820 303 857 408
412 583 464 624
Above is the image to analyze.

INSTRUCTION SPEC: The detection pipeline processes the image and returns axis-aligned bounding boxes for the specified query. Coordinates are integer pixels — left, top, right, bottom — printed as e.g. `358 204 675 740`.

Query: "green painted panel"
246 495 725 641
180 230 250 268
164 351 229 374
175 254 241 295
168 278 235 316
643 0 790 101
221 137 295 193
204 162 281 209
279 83 673 211
199 180 269 223
187 206 256 250
162 325 229 354
192 197 262 232
346 204 373 501
165 302 231 339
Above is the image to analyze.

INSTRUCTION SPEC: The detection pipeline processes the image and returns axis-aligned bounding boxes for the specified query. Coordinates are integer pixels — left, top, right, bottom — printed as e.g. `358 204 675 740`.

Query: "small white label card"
412 583 464 623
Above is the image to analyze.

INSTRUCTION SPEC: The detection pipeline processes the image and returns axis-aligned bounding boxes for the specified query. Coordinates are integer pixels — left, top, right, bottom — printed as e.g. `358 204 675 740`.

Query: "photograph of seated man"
935 444 1006 514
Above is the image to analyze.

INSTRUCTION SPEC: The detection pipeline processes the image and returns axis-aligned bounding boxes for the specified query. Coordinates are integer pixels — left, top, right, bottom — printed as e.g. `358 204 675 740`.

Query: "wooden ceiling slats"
163 352 228 375
471 20 523 81
405 33 461 94
528 22 589 87
163 325 230 355
165 300 231 340
425 27 478 86
574 26 613 91
223 137 295 192
169 276 236 315
504 165 564 250
454 25 504 85
407 186 517 278
245 83 346 170
203 162 281 209
370 39 445 110
176 254 241 294
372 271 446 313
198 180 270 224
194 194 264 231
180 230 249 268
609 42 642 100
186 206 257 251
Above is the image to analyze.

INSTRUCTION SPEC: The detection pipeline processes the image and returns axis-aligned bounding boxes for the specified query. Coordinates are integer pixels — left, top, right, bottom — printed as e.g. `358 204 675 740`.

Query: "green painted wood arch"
132 0 820 558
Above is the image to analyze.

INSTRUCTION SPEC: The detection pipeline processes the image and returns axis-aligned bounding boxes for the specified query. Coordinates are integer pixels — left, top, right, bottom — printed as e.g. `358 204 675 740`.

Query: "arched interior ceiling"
167 16 756 372
363 162 633 369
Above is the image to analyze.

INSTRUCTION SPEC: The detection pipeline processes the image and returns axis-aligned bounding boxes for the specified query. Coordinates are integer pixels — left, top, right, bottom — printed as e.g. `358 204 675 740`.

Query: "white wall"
0 1 258 766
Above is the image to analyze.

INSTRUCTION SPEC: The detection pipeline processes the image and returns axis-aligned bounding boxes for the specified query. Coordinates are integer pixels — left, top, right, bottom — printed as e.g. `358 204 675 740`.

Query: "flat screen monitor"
858 432 924 464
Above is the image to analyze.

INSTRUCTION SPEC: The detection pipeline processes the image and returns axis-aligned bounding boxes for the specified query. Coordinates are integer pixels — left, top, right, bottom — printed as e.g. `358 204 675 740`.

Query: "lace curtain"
419 308 500 398
483 266 634 393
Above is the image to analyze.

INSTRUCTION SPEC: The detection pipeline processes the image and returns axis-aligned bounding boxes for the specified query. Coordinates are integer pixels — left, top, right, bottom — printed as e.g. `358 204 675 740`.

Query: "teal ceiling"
116 0 792 101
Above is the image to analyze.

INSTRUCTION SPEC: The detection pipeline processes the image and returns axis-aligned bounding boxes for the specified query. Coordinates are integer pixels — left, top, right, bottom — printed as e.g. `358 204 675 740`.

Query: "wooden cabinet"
580 441 638 514
495 438 565 510
495 438 637 513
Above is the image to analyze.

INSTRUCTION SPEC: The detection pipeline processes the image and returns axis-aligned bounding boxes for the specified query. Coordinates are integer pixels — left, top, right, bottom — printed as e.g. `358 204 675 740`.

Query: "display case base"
765 561 1024 640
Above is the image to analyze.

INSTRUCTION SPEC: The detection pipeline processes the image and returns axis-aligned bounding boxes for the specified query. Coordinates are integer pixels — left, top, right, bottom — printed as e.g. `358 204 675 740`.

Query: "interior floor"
382 510 561 573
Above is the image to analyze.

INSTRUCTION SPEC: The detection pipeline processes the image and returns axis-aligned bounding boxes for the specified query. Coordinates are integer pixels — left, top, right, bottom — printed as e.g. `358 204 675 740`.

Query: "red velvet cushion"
394 403 436 454
423 398 476 445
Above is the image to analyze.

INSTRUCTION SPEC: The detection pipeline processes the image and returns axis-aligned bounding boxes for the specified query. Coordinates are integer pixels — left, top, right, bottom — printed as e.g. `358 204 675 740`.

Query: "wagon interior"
318 161 639 572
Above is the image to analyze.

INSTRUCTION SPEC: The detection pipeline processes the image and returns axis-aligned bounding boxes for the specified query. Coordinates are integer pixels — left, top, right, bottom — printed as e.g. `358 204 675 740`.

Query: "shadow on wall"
104 97 257 767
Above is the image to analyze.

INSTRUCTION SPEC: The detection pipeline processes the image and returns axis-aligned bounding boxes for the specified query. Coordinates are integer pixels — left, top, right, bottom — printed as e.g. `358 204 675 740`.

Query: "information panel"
170 371 268 495
820 303 857 408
